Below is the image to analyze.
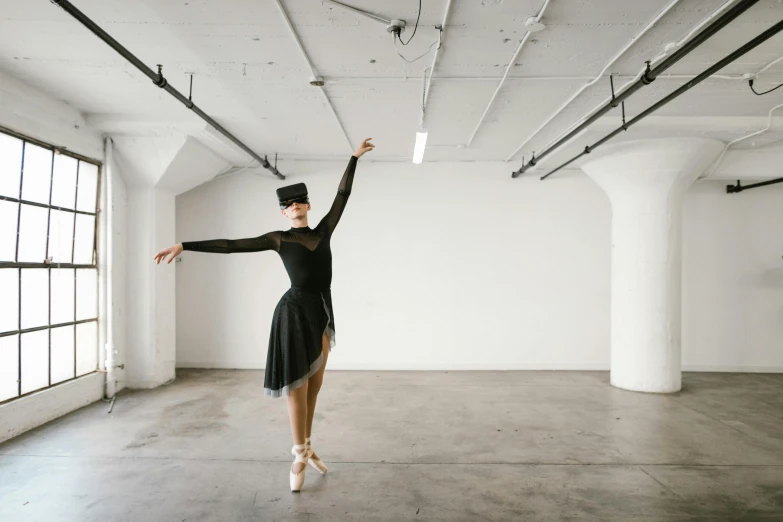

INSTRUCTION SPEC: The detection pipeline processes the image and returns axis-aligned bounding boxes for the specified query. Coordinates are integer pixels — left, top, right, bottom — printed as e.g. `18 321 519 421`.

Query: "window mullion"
73 162 79 379
46 150 55 387
0 196 97 217
16 141 24 398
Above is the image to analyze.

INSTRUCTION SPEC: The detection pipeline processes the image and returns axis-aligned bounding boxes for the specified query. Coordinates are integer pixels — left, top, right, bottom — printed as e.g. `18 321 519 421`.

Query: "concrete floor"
1 370 782 522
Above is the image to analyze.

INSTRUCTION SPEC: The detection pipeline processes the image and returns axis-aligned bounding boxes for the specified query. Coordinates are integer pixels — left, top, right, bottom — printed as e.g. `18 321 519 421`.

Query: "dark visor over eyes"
280 197 309 209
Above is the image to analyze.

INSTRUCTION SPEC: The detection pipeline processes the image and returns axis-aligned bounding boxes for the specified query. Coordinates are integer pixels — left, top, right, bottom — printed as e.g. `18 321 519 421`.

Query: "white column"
115 134 227 389
125 187 176 388
582 138 723 393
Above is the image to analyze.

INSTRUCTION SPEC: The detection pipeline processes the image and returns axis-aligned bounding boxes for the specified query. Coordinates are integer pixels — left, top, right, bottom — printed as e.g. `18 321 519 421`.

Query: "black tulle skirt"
264 288 335 398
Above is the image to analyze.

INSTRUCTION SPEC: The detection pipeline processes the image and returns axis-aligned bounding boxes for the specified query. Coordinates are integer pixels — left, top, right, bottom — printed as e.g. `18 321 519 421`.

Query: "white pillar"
112 134 229 389
582 138 723 393
125 187 176 388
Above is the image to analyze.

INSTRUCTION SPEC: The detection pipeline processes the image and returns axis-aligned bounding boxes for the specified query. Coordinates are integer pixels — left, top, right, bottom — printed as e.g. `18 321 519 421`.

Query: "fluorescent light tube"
413 129 428 164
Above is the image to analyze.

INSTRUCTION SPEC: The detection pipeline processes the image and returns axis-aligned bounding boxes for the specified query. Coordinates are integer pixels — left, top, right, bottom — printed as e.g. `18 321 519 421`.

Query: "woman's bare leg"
287 380 309 474
305 334 330 454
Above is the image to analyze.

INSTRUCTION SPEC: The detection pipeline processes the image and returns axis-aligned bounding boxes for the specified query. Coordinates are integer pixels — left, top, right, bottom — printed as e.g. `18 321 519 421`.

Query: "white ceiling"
0 0 781 171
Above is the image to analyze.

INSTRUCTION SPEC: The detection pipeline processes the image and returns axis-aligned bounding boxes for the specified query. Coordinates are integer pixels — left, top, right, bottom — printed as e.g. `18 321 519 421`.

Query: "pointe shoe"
290 443 309 492
306 437 328 475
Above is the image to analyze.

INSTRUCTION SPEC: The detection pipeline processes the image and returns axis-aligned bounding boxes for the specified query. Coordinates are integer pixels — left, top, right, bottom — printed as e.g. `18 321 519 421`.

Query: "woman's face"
282 201 310 220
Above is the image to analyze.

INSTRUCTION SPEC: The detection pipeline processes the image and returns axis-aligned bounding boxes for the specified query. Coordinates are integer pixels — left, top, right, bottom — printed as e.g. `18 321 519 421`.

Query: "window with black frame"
0 129 100 404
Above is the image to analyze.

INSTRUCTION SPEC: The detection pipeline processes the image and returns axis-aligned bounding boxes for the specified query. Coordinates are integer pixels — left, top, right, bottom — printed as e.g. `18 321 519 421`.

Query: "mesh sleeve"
181 231 281 254
318 155 358 235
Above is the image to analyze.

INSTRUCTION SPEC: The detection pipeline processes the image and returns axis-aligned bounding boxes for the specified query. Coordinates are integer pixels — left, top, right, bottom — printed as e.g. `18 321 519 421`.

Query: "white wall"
683 181 783 371
0 69 103 160
176 161 612 370
117 135 229 389
176 160 783 372
0 70 128 443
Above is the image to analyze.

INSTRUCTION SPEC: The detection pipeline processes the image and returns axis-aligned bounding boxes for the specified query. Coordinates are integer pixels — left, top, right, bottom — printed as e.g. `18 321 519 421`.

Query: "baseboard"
681 365 783 373
0 372 104 445
176 361 267 370
176 361 783 373
322 362 612 371
176 361 611 371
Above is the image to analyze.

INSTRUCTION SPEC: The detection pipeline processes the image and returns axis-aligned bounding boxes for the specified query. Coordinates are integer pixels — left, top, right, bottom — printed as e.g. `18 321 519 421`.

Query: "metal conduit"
50 0 285 180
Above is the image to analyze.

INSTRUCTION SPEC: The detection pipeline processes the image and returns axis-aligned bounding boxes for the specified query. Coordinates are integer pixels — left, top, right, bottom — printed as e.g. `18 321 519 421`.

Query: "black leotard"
181 155 358 292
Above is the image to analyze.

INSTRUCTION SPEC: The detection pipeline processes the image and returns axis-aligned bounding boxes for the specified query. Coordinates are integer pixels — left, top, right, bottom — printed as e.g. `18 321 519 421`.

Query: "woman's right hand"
154 244 184 265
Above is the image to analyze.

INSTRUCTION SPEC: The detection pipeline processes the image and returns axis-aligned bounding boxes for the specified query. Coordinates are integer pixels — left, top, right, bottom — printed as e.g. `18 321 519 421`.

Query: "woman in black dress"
154 138 375 491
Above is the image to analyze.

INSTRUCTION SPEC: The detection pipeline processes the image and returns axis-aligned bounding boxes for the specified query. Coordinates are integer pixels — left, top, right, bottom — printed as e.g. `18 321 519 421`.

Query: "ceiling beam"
540 19 783 181
50 0 285 179
273 0 353 153
505 0 749 168
465 0 553 148
421 0 455 129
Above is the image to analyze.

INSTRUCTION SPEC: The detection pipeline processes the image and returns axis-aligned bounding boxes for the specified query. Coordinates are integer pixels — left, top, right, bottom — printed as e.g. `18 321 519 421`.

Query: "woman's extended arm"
154 231 281 264
317 138 374 235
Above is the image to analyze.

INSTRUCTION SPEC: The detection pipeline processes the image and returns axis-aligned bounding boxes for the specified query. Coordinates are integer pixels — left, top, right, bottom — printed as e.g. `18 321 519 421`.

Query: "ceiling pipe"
751 53 783 78
464 0 553 148
274 0 353 153
504 0 686 162
50 0 285 180
102 137 120 400
421 0 455 129
323 0 393 26
530 0 742 163
727 177 783 193
324 72 762 83
511 0 759 177
538 19 783 180
700 101 783 182
413 0 454 163
532 0 746 160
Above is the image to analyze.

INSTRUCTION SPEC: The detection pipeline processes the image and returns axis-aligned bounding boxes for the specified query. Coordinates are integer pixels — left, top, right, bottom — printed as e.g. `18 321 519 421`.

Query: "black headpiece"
276 183 309 210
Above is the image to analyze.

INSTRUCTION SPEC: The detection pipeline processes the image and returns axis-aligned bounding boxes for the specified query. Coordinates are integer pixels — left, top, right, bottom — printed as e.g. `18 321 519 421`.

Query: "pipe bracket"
641 60 655 85
153 64 168 88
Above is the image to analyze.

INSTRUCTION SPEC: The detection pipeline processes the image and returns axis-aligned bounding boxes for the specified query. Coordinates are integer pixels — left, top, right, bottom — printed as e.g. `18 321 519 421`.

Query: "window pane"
21 269 48 330
0 269 19 334
21 330 49 394
76 269 97 321
73 214 95 265
51 325 75 384
76 321 97 376
51 268 75 325
48 210 75 264
0 201 19 262
0 335 19 402
0 134 23 198
17 204 49 263
76 162 99 213
51 154 78 209
21 143 53 205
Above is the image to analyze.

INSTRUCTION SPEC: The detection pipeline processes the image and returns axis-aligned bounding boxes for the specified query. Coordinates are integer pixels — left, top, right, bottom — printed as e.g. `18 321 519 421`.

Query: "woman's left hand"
354 138 375 158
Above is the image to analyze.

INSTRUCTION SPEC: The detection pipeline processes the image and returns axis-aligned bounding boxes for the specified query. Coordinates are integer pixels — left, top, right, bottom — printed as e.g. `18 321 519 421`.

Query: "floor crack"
638 465 687 501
